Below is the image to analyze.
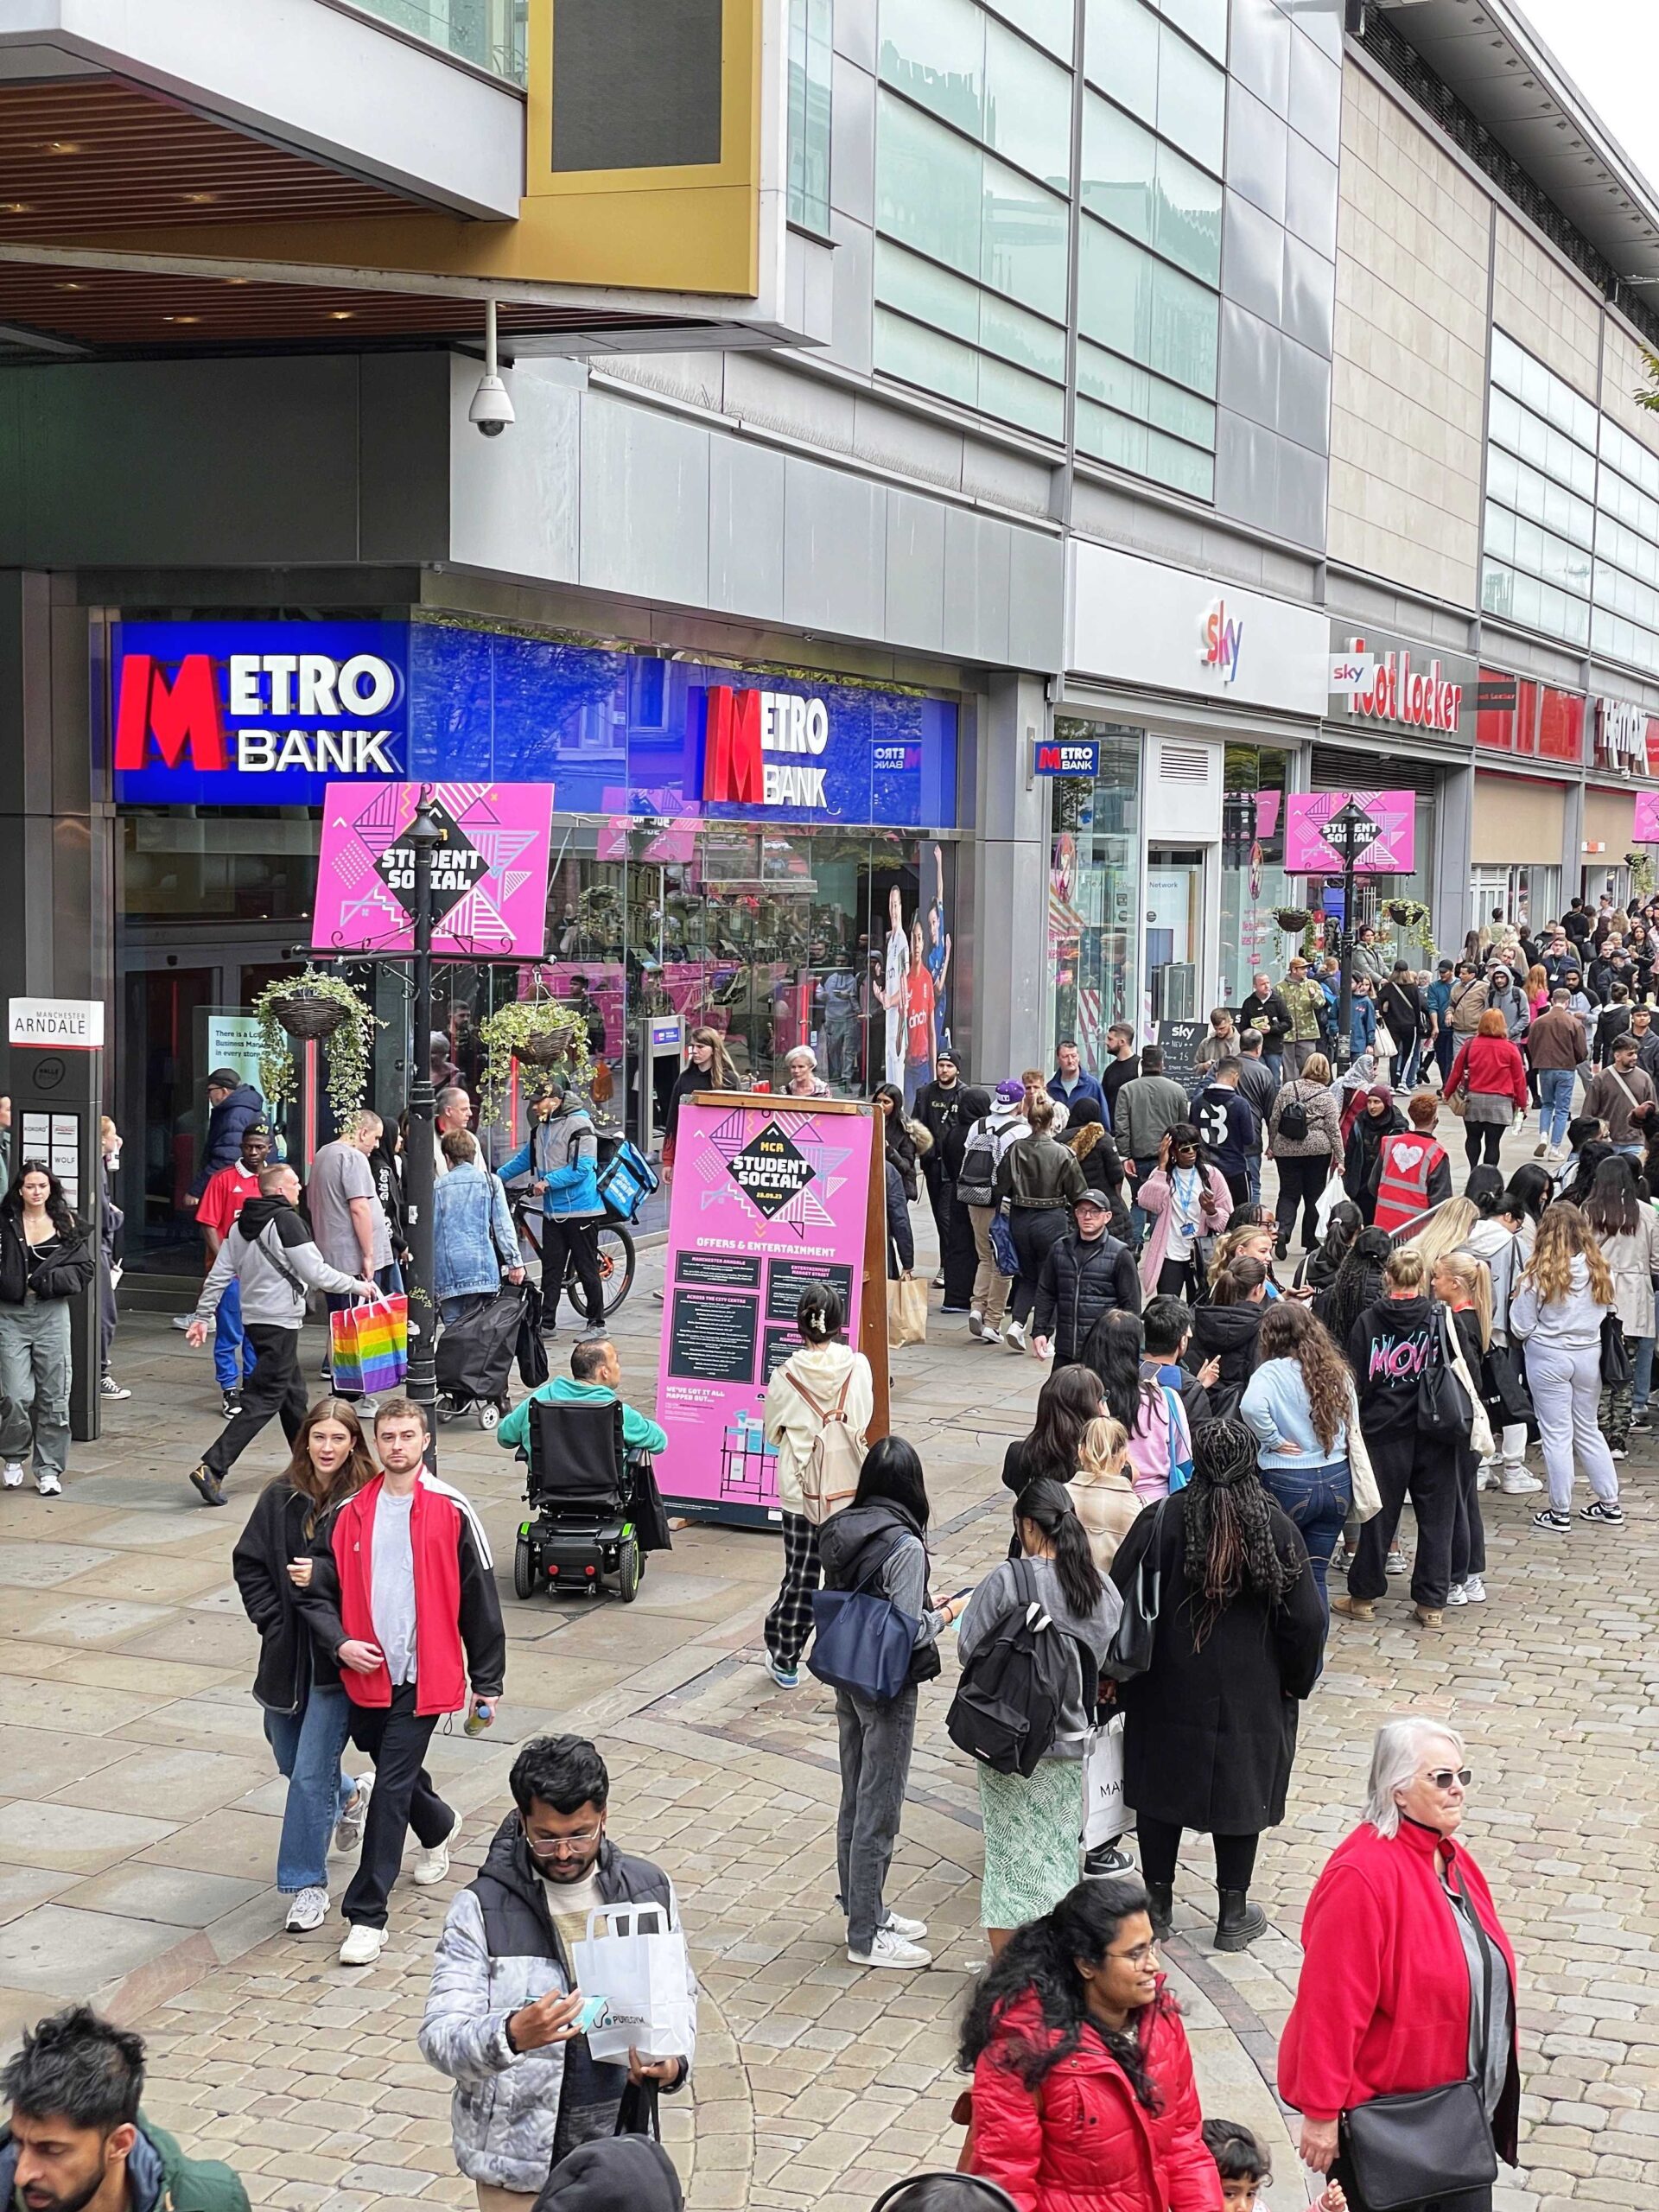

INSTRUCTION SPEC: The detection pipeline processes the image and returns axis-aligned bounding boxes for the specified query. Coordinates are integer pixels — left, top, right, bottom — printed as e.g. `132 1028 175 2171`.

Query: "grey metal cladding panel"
1230 0 1292 120
831 53 875 226
884 491 947 653
15 358 360 567
1221 189 1285 324
449 357 579 584
1219 298 1280 434
1287 28 1342 163
709 437 786 622
1007 527 1065 673
0 380 20 564
579 397 710 607
942 506 1011 664
1285 130 1338 264
1276 334 1332 454
782 458 887 638
829 213 875 378
359 354 450 563
1213 406 1279 530
1274 437 1328 551
1226 83 1288 226
551 0 722 172
1281 229 1336 360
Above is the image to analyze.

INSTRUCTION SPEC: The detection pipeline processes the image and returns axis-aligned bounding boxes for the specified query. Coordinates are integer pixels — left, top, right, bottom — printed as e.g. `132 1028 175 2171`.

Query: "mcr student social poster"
655 1097 876 1524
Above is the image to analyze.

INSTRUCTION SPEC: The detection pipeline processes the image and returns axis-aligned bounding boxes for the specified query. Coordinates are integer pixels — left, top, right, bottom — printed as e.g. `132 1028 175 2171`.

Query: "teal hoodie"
497 1374 667 1459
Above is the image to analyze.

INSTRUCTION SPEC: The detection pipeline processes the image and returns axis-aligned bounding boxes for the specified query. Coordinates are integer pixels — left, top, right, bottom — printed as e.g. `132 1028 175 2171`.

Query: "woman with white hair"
782 1045 830 1099
1279 1715 1519 2212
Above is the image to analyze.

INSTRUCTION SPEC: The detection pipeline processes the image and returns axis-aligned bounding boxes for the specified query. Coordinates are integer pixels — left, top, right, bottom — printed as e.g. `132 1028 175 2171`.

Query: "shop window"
1046 721 1141 1069
788 0 835 231
1538 686 1586 765
1219 746 1290 1008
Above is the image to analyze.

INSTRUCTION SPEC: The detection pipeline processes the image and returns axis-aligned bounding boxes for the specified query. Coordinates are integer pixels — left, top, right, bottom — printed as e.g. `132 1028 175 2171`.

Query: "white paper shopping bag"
1082 1717 1127 1849
569 1903 695 2066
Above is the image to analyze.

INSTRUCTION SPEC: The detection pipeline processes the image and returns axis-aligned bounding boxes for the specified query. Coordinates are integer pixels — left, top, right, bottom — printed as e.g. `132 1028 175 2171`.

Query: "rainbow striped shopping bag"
329 1295 409 1395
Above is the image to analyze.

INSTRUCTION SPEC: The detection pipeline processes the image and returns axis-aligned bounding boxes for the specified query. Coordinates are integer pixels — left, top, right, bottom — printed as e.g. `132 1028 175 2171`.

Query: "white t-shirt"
1164 1166 1205 1263
370 1491 417 1686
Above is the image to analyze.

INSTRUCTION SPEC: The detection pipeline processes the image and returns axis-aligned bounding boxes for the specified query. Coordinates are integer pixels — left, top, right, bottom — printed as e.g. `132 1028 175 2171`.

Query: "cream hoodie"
762 1339 874 1516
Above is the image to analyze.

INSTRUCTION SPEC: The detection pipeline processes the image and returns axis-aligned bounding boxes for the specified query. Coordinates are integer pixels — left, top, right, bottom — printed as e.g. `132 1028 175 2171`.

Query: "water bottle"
464 1700 494 1738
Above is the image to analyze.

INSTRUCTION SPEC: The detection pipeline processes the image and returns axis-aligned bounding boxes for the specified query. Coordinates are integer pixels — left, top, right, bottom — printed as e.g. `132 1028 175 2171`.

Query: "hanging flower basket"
253 968 380 1128
1274 907 1313 932
1381 897 1436 953
477 996 594 1121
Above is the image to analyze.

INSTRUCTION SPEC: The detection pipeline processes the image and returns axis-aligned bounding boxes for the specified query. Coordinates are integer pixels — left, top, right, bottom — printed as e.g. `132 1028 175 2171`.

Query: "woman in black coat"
939 1084 990 1312
1342 1085 1406 1224
1184 1256 1268 1418
231 1398 376 1932
1109 1416 1325 1953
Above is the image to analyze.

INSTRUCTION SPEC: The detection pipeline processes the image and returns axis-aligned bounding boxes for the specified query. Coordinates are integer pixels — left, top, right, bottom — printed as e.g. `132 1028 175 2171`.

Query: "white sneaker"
1002 1319 1027 1351
1462 1575 1486 1603
2 1463 22 1489
882 1910 928 1942
412 1817 458 1885
849 1927 932 1970
35 1473 60 1497
338 1923 385 1966
333 1770 372 1855
968 1311 986 1339
284 1886 329 1932
1446 1581 1468 1606
1499 1469 1542 1495
1475 1463 1494 1491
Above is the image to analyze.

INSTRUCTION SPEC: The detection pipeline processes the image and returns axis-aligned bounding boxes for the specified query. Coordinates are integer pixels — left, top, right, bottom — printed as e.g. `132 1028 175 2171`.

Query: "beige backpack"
783 1363 865 1525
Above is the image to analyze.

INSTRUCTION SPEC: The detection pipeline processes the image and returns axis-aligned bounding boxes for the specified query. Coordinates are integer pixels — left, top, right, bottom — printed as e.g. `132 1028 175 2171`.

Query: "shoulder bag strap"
782 1363 830 1422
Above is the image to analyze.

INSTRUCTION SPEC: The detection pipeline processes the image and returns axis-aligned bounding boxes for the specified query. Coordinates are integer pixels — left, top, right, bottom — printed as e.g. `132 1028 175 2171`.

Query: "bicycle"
510 1192 637 1321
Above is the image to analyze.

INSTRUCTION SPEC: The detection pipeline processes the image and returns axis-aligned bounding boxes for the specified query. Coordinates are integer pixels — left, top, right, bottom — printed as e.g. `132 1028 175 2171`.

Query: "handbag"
988 1211 1019 1276
328 1294 409 1395
1081 1715 1127 1848
1444 1084 1469 1118
1340 1866 1499 2211
887 1274 928 1347
1442 1308 1496 1460
1482 1341 1534 1427
1416 1309 1472 1440
1346 1395 1382 1521
1103 1497 1169 1681
1601 1311 1633 1389
807 1564 919 1702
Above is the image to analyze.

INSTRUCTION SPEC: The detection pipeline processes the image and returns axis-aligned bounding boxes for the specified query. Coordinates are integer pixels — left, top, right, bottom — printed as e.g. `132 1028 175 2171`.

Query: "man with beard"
0 2005 248 2211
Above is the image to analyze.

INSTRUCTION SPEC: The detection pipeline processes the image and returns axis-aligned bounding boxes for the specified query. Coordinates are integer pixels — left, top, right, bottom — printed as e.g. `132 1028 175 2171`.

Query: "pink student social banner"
1636 791 1659 843
312 781 556 958
1283 790 1416 875
656 1096 876 1526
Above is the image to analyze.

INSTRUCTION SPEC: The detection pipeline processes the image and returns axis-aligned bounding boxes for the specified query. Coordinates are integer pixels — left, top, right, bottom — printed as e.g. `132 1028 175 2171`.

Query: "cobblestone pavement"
0 1108 1655 2212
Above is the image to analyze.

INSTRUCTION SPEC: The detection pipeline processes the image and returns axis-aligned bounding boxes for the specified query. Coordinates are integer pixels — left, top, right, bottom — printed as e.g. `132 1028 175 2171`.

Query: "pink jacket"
1135 1165 1234 1294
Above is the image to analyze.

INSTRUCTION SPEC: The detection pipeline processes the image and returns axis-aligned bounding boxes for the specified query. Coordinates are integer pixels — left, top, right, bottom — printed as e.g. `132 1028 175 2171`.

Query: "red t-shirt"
906 965 936 1066
197 1164 262 1241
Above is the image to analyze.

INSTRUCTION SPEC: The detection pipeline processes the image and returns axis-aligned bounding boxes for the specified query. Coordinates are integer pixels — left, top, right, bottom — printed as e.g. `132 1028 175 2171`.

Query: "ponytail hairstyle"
1208 1255 1268 1306
1431 1249 1492 1351
796 1283 846 1345
1014 1477 1103 1618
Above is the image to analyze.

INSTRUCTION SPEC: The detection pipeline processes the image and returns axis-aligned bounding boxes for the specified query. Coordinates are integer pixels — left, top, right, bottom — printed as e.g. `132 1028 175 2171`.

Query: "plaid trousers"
765 1510 823 1670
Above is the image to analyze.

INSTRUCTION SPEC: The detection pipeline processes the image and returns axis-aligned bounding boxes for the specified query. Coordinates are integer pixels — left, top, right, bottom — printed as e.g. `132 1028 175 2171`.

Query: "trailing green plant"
1627 849 1655 899
1382 897 1437 955
253 969 381 1128
1274 906 1313 931
476 995 594 1121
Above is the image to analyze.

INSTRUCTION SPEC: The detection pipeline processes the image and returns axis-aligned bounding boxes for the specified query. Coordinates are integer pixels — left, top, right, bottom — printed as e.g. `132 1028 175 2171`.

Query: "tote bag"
569 1904 695 2067
887 1275 928 1347
1082 1715 1127 1848
328 1294 409 1395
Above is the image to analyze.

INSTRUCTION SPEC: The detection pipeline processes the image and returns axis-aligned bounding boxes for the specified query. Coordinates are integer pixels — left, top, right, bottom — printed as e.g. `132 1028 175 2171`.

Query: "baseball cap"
995 1079 1024 1103
207 1068 243 1090
1075 1188 1112 1211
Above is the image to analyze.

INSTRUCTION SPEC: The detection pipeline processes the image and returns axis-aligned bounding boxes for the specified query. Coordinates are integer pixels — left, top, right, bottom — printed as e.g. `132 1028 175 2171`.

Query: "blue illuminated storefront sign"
111 620 958 828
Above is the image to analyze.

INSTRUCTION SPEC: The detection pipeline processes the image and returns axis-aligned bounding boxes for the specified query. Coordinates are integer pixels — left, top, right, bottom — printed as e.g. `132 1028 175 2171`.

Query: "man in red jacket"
298 1398 505 1967
1370 1092 1452 1234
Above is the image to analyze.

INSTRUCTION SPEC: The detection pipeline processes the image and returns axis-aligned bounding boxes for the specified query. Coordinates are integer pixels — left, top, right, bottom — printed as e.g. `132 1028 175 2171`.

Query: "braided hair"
1180 1417 1300 1647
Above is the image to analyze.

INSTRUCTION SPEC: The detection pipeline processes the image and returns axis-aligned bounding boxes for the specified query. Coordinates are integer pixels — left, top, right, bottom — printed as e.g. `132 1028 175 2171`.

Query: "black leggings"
1274 1154 1328 1249
1135 1815 1259 1891
1463 1122 1504 1173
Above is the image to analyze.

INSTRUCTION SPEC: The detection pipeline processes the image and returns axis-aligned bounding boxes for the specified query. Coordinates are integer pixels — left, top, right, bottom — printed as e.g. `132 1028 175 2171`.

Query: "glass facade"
1218 745 1290 1005
873 0 1225 493
349 0 527 82
1484 329 1659 679
1045 721 1141 1071
788 0 835 232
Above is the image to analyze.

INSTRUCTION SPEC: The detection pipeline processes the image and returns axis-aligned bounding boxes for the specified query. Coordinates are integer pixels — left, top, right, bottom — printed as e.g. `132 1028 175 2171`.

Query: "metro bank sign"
111 622 409 803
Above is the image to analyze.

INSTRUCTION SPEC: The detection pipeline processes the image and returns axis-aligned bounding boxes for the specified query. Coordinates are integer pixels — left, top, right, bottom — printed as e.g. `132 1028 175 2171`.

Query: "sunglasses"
1425 1768 1472 1789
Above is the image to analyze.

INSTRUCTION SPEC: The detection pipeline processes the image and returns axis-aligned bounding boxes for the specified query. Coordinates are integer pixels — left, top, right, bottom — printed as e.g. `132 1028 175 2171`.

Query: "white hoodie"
762 1340 874 1516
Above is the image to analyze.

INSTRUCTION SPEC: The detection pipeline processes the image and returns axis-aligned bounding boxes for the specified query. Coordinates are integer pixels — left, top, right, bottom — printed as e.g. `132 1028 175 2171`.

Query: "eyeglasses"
523 1823 602 1857
1424 1768 1471 1789
1105 1940 1160 1965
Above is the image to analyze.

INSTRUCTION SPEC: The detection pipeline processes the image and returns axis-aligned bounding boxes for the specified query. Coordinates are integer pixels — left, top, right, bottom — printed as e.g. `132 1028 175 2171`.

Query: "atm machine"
634 1012 684 1156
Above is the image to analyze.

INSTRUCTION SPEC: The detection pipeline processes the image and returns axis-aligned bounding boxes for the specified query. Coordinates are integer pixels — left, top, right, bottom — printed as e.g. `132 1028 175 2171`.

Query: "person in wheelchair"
497 1337 665 1462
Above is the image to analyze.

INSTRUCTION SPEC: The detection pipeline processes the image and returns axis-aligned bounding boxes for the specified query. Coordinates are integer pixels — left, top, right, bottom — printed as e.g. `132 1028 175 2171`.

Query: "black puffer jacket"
232 1480 341 1713
1032 1228 1141 1364
0 1206 94 1305
1184 1298 1264 1418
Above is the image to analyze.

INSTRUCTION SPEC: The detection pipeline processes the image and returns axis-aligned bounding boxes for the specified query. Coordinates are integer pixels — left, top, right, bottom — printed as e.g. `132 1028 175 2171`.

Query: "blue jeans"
1261 1457 1352 1620
265 1684 356 1893
1245 1154 1261 1205
1635 1334 1654 1418
1538 1066 1575 1150
213 1276 254 1392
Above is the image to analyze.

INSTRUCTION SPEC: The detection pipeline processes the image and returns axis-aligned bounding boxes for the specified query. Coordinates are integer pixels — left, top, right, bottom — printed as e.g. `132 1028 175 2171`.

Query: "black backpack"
954 1118 998 1208
946 1560 1095 1778
1276 1087 1310 1142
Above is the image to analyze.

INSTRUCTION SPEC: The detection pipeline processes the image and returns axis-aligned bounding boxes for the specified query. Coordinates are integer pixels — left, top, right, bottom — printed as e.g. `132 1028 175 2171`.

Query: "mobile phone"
574 1994 609 2033
944 1586 974 1604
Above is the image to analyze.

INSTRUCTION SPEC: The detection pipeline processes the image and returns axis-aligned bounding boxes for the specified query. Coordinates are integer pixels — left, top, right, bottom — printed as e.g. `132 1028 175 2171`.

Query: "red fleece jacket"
1278 1820 1520 2161
327 1476 469 1717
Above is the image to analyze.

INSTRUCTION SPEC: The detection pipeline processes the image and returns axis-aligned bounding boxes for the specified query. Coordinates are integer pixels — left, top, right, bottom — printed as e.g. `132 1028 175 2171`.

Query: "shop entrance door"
1145 848 1205 1023
118 942 304 1281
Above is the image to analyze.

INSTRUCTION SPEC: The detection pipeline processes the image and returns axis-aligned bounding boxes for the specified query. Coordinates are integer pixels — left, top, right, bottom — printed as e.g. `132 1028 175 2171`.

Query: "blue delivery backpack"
594 1134 658 1222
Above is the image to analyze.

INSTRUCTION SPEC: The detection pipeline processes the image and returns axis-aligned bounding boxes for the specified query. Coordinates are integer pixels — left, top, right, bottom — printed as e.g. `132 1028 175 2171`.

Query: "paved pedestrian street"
1 1211 1656 2212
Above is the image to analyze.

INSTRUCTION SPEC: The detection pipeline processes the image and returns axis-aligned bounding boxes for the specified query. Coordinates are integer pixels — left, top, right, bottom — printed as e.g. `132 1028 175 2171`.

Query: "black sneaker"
188 1464 227 1508
1631 1415 1653 1435
1531 1507 1571 1534
1580 1498 1624 1525
221 1393 243 1419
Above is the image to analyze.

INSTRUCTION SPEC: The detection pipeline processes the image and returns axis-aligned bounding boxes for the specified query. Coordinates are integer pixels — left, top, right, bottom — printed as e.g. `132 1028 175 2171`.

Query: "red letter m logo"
702 686 763 804
114 652 226 772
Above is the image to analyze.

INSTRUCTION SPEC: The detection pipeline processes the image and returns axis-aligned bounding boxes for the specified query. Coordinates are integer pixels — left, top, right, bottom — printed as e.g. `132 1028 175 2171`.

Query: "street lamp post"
402 789 447 1463
1324 799 1381 1074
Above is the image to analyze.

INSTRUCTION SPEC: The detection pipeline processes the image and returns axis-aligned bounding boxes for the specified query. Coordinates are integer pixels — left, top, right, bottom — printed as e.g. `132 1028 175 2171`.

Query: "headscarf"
1341 1076 1391 1145
1181 1416 1301 1645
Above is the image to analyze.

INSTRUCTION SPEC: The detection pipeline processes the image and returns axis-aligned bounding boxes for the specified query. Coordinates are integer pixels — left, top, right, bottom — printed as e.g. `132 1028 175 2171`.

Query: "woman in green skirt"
956 1478 1122 1952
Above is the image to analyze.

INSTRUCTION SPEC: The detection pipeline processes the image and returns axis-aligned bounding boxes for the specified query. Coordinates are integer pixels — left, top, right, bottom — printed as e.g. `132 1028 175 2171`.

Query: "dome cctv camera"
470 372 514 435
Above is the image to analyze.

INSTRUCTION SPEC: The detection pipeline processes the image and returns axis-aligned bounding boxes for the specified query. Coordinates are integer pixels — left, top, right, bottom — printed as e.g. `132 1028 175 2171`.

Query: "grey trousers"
836 1681 918 1951
0 1296 71 1479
